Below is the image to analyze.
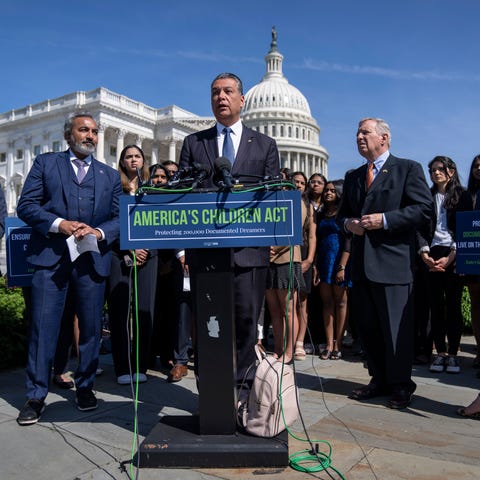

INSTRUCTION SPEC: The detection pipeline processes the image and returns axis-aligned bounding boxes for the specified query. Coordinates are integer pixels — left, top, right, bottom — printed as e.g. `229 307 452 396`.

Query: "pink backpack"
242 345 298 438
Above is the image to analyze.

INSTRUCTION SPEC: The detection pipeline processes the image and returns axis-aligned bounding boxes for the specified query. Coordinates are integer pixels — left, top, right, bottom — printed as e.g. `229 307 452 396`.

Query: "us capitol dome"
241 27 328 178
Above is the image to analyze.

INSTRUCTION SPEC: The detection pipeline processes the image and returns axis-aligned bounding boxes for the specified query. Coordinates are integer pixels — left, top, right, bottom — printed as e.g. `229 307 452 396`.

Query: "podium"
120 190 302 468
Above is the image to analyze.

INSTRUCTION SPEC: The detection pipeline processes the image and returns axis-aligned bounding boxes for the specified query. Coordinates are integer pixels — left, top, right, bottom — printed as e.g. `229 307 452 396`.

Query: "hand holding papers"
67 233 100 262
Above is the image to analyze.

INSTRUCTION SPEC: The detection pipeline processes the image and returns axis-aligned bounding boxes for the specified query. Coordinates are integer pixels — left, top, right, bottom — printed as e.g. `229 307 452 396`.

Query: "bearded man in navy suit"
179 73 280 397
338 118 433 409
16 112 122 425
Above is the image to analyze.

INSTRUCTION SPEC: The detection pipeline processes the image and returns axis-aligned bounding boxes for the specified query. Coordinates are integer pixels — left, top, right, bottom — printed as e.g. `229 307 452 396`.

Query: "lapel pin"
382 169 388 173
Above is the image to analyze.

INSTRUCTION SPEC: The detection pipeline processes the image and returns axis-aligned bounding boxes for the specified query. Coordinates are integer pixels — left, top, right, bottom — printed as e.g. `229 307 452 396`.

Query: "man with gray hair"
338 117 433 409
16 112 121 425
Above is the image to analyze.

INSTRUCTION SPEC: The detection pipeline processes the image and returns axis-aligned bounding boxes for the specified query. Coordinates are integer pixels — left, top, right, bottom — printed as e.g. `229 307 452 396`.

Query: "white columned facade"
116 129 125 163
24 137 32 174
42 132 50 153
168 140 176 161
151 142 158 165
6 141 14 211
96 124 105 162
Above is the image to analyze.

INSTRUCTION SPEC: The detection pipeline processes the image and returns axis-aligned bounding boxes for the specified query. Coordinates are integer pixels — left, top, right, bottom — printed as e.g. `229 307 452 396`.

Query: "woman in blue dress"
315 180 351 360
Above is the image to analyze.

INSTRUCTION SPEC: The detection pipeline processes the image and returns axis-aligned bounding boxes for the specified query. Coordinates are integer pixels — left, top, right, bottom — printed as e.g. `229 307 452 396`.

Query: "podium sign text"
120 190 303 249
5 217 34 287
456 211 480 274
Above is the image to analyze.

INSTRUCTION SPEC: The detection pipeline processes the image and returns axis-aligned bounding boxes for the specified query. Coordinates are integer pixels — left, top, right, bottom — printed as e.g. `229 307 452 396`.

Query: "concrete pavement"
1 337 480 480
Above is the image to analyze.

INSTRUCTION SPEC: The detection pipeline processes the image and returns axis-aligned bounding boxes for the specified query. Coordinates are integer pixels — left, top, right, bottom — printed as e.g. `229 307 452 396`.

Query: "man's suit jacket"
17 151 122 277
179 124 280 267
338 154 433 284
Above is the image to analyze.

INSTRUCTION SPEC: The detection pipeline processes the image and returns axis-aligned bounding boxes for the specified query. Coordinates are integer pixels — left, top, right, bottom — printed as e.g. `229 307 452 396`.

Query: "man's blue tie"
222 127 235 164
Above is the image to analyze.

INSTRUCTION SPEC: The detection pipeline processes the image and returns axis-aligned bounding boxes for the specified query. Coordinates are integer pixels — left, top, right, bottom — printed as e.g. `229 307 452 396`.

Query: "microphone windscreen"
214 156 232 172
193 162 211 176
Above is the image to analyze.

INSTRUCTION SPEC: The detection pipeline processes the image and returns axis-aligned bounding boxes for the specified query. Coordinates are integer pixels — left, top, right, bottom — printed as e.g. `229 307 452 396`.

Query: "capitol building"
0 29 328 216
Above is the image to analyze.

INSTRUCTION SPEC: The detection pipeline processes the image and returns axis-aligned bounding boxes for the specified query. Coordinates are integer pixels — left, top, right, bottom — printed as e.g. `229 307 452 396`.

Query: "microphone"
136 167 146 188
214 156 233 190
264 174 284 182
191 163 211 190
167 169 184 188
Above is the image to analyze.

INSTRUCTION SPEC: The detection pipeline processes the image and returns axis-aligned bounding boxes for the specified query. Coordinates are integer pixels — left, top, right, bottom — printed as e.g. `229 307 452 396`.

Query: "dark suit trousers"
107 252 158 377
351 280 416 390
26 256 105 400
53 287 76 375
234 266 268 393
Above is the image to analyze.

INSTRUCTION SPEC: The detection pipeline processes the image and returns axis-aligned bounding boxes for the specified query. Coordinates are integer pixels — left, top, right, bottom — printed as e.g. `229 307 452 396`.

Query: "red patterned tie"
366 162 374 189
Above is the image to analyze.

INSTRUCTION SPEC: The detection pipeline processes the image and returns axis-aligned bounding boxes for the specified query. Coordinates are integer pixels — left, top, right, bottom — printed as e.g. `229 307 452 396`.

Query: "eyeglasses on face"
429 166 445 173
310 180 324 185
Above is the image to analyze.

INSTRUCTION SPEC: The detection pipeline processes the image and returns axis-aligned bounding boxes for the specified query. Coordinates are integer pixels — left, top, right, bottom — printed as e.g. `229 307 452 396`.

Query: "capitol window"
16 149 23 160
110 145 117 157
33 145 41 156
52 141 61 152
0 153 6 163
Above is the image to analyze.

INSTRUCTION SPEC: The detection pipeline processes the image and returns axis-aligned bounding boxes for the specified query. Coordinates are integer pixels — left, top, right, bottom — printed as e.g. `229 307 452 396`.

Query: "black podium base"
138 415 289 468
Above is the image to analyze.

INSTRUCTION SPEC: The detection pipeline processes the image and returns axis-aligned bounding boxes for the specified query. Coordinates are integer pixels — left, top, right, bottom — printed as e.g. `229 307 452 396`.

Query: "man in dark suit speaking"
338 117 433 409
179 72 280 397
16 112 122 425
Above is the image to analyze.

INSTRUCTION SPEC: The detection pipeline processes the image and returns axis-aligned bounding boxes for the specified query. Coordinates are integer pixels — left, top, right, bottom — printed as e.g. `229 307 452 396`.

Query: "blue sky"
2 0 479 182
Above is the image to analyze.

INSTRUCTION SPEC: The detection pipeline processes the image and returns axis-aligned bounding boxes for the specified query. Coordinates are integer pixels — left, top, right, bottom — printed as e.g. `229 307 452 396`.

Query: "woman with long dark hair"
417 156 472 374
107 145 158 384
290 171 316 360
314 180 351 360
306 173 327 212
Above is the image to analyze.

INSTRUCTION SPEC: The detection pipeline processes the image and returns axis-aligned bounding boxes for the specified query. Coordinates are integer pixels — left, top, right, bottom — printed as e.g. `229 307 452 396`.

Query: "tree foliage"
0 277 28 370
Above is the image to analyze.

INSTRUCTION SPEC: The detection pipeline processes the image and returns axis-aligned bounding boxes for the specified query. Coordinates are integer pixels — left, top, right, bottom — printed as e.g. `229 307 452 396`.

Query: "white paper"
66 233 100 262
183 273 190 292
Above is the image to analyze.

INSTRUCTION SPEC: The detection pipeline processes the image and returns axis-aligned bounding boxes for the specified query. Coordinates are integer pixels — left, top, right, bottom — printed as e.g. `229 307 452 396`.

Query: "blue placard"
456 211 480 274
120 190 303 249
5 217 34 287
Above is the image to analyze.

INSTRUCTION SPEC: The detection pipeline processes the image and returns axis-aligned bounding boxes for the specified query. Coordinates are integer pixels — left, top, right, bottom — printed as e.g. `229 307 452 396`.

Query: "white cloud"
298 58 480 82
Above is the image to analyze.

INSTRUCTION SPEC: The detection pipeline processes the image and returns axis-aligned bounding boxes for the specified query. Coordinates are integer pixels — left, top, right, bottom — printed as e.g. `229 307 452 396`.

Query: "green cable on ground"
277 247 345 479
128 251 141 480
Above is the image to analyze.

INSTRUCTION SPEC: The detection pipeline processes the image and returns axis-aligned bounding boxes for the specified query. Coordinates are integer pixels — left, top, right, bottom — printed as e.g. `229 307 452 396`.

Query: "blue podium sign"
456 211 480 274
120 190 303 249
5 217 34 287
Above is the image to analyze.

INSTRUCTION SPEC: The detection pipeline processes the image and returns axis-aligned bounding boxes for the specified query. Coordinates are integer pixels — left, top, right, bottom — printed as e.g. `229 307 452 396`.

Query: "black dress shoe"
387 389 413 409
349 383 388 401
53 376 74 389
76 389 98 411
17 399 45 426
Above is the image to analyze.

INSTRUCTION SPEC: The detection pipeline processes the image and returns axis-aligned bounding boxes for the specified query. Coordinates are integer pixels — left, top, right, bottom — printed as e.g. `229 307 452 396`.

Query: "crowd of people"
13 73 480 426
